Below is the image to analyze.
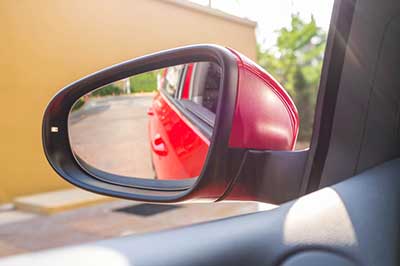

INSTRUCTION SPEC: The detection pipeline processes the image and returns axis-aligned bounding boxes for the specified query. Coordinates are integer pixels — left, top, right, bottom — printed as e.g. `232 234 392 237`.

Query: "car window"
1 0 335 259
160 62 222 129
188 62 221 114
162 65 185 98
170 62 222 128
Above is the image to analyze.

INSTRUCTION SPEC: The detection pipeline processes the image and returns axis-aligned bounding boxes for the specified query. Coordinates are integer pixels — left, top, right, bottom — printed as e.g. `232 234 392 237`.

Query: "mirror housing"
43 44 302 204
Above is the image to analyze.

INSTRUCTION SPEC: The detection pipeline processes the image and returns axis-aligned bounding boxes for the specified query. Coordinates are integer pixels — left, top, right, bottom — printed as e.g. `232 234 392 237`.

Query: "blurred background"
0 0 333 257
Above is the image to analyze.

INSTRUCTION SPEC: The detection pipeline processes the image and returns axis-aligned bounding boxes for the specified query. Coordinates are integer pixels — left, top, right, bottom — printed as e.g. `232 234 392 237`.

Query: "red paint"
148 92 208 180
228 48 299 150
181 63 193 99
149 49 299 180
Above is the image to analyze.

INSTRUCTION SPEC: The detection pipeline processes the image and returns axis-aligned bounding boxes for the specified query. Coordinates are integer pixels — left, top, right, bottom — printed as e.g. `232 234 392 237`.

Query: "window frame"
176 63 217 128
159 63 221 140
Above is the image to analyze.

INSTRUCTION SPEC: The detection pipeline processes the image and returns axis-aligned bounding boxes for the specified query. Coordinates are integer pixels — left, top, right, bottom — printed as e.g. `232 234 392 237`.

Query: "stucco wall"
0 0 256 202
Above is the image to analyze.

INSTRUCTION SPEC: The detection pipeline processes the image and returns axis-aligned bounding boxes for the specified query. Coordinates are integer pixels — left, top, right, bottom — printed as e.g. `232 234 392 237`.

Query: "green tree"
257 14 326 141
91 84 121 97
130 70 158 93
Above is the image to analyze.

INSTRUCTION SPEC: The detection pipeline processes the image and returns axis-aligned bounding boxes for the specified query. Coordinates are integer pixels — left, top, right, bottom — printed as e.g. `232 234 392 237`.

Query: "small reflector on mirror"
51 127 59 133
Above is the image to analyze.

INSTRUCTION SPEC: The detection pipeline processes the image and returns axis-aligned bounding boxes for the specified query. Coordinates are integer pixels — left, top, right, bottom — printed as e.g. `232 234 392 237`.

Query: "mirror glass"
68 61 221 182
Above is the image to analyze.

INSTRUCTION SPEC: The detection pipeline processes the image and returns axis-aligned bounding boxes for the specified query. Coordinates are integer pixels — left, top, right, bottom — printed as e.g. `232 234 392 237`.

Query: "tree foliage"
91 84 122 97
257 14 326 141
130 70 158 93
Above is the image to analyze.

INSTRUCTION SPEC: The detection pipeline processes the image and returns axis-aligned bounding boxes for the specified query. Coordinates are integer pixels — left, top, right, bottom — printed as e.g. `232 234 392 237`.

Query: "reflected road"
69 94 155 178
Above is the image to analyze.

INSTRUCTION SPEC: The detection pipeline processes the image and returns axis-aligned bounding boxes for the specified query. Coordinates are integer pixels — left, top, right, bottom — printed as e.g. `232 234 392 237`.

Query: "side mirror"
43 44 303 204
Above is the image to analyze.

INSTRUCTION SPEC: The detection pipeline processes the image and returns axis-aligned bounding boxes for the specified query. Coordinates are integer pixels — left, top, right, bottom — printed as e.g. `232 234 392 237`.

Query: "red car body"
148 92 209 179
149 49 299 180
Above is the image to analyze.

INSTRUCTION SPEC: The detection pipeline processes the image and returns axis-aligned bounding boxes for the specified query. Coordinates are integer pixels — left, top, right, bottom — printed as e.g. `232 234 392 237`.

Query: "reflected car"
147 51 299 181
148 62 221 180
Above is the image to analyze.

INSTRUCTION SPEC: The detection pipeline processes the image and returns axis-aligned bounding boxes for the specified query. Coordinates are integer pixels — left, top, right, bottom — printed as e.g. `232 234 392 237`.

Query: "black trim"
178 100 215 128
301 0 357 194
221 149 309 203
75 155 196 191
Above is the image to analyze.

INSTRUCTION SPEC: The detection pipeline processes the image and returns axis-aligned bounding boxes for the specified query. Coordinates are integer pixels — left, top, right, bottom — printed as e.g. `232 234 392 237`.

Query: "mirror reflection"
68 61 221 181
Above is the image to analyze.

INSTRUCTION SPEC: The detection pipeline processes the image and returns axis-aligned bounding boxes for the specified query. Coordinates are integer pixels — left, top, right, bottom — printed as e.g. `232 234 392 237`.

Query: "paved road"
69 94 155 178
0 200 275 257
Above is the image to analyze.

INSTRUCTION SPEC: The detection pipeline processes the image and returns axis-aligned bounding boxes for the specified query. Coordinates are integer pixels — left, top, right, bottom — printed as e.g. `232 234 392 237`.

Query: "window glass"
189 62 221 114
2 0 335 259
256 12 333 149
162 65 184 98
178 62 221 115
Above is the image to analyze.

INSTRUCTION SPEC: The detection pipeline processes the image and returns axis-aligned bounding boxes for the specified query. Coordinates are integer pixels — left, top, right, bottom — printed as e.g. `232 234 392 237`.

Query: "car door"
148 64 211 180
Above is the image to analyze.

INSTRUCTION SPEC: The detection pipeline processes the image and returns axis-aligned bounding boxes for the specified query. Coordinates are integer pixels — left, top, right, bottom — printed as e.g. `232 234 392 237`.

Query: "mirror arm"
221 149 309 204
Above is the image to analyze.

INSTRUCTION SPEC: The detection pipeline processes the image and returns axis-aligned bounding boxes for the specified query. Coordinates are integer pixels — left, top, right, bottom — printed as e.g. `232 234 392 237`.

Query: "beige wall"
0 0 256 202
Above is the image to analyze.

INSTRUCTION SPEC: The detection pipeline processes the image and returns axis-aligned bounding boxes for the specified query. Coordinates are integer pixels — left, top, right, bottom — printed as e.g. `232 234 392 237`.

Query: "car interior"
2 0 400 265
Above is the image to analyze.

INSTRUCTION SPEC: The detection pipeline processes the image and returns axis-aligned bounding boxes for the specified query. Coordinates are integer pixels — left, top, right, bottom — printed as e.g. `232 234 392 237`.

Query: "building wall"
0 0 256 202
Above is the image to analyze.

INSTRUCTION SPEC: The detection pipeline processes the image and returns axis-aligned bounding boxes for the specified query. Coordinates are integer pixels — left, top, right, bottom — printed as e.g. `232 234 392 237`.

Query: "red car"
148 51 299 180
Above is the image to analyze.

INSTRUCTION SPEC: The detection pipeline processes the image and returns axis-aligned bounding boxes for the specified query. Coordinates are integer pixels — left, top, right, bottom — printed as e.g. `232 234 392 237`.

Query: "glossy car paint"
228 49 299 150
148 90 209 180
150 50 299 179
181 63 194 99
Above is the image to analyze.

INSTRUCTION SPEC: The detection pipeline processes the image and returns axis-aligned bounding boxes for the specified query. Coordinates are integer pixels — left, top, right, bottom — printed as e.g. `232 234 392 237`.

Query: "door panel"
149 92 209 179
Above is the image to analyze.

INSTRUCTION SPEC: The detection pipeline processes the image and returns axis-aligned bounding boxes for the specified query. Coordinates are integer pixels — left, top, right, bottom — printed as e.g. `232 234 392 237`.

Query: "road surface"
69 94 155 178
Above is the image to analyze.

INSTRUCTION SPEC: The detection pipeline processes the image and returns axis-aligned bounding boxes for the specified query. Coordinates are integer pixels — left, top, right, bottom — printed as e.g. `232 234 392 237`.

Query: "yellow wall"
0 0 256 203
